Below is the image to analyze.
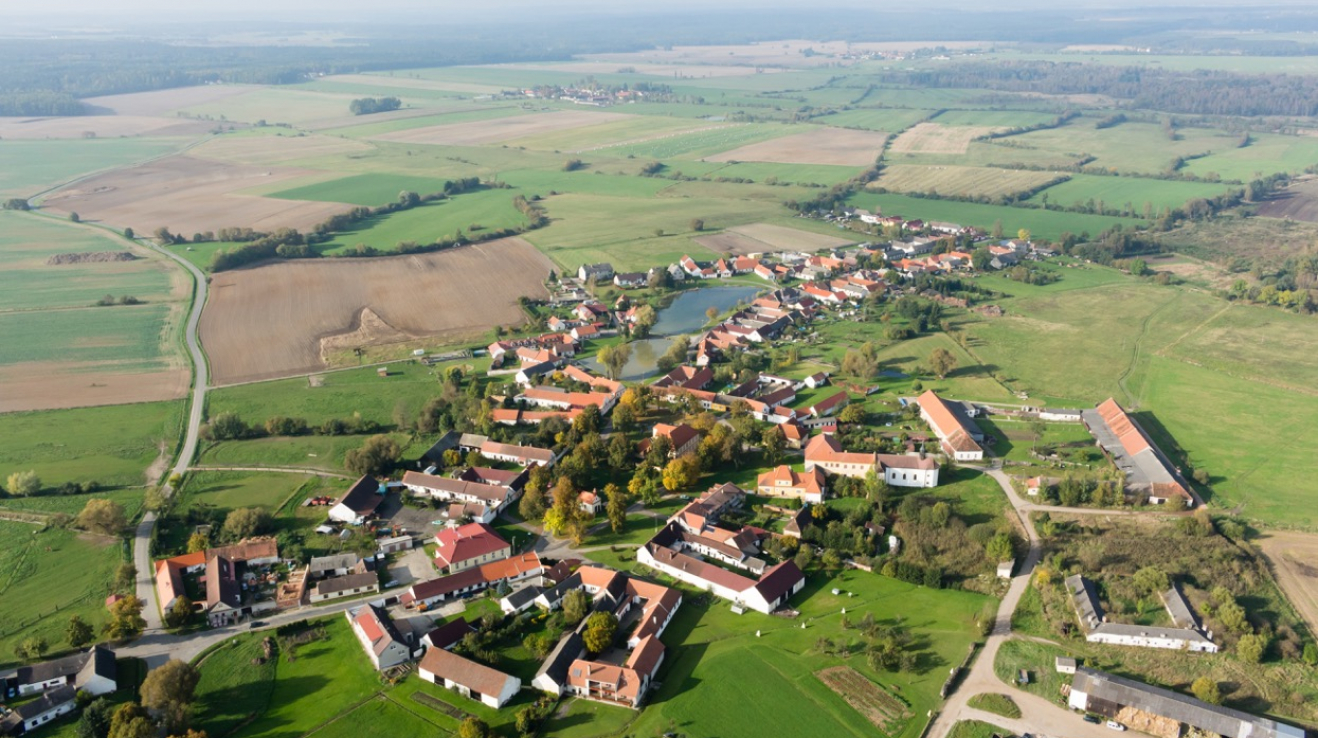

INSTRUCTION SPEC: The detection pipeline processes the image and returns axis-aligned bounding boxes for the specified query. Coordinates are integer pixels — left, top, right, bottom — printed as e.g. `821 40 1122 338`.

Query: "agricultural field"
0 115 212 140
206 359 481 430
823 108 938 132
0 213 190 411
706 125 888 166
847 192 1137 240
39 155 353 236
1008 122 1238 176
1254 531 1318 637
370 109 630 147
0 520 127 669
1182 132 1318 182
0 137 185 199
199 237 551 384
0 401 185 488
1029 174 1234 214
1254 177 1318 222
889 123 1000 155
502 114 722 153
875 165 1065 199
931 110 1060 128
313 190 531 254
266 172 453 206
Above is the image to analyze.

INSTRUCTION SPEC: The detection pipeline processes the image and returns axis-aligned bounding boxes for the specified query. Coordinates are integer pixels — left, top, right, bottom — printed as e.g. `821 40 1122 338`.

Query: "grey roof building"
1069 667 1305 738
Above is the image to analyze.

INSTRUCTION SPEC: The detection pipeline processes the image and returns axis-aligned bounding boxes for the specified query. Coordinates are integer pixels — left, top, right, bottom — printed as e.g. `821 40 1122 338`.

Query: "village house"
645 423 701 458
310 571 379 604
433 523 512 574
652 365 713 391
0 685 78 735
613 271 647 288
156 538 280 627
478 439 558 468
1 646 117 700
916 390 985 460
783 506 813 538
418 648 521 708
347 604 415 671
807 390 850 418
578 263 614 282
532 566 681 708
328 475 387 525
402 471 517 522
308 553 366 580
402 553 544 610
756 465 827 504
578 490 604 516
516 386 618 415
803 434 940 488
1082 398 1193 506
637 530 805 615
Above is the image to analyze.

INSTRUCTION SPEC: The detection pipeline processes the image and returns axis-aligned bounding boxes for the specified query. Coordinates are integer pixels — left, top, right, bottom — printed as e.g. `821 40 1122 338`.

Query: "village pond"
585 285 761 380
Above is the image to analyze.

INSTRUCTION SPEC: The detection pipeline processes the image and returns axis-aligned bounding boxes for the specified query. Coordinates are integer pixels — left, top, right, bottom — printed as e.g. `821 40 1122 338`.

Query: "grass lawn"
975 417 1100 466
0 400 185 489
196 432 420 474
194 617 388 738
949 719 1017 738
315 190 530 254
1028 174 1233 215
584 512 667 548
206 359 482 429
967 692 1022 719
610 569 991 738
0 488 146 522
0 521 127 669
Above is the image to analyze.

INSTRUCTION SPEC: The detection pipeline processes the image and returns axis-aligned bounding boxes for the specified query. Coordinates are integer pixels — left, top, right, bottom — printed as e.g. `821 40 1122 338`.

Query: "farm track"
189 465 354 479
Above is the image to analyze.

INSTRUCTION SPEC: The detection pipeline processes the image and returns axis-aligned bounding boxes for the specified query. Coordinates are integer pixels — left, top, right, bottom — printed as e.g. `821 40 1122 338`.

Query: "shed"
1056 656 1077 674
997 560 1015 579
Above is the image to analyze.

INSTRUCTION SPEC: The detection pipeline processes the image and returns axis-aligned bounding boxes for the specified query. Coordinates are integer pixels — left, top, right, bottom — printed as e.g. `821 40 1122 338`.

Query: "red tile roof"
433 523 510 569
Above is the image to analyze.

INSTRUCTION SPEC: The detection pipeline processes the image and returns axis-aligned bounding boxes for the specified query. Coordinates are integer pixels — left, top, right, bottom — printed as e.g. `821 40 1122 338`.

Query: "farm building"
401 553 544 610
1082 399 1194 506
638 523 804 614
639 422 701 458
329 476 387 525
308 553 364 579
1068 667 1304 738
347 604 414 671
421 617 476 651
756 465 827 503
418 647 521 708
1065 575 1217 652
916 390 984 460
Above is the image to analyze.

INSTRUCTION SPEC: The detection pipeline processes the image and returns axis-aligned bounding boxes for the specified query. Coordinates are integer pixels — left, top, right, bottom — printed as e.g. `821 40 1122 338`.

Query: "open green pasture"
822 108 937 132
958 273 1318 527
0 521 126 669
0 304 173 366
1030 174 1234 214
0 212 176 311
875 164 1064 200
706 160 861 185
524 191 781 271
268 172 454 206
594 122 796 160
179 87 435 127
0 400 184 488
848 192 1136 240
197 433 418 473
207 360 474 429
1181 132 1318 182
932 109 1060 128
1009 122 1238 176
615 569 991 738
888 139 1086 170
0 137 182 198
327 105 530 138
0 488 146 522
315 190 530 254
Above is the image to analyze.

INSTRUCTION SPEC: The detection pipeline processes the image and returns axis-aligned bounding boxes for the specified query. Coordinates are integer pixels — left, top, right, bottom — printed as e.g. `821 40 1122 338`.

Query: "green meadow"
1030 174 1235 214
0 401 185 488
847 192 1137 240
0 137 183 198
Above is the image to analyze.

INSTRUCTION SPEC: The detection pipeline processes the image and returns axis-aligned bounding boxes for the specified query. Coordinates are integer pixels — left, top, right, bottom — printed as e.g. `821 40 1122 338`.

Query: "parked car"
1083 715 1101 724
1106 721 1126 732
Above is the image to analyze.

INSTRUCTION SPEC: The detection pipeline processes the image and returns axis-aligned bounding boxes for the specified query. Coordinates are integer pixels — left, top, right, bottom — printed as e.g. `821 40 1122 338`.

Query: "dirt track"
200 237 553 385
40 155 352 235
1255 530 1318 636
707 126 887 166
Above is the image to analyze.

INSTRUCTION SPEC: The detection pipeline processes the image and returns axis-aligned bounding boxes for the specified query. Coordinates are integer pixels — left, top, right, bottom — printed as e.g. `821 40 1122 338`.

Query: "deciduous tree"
141 659 201 734
6 470 40 496
1191 676 1222 704
605 483 628 534
76 499 127 535
929 348 957 379
582 612 618 655
105 595 147 640
68 615 94 648
222 507 271 541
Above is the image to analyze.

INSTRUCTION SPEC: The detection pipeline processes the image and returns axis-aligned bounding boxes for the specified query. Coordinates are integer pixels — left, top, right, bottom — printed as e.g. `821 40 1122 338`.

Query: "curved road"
928 463 1140 738
132 240 210 631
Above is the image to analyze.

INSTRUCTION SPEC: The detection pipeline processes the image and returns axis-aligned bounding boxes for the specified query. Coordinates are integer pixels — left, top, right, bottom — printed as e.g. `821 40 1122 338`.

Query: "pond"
583 285 760 381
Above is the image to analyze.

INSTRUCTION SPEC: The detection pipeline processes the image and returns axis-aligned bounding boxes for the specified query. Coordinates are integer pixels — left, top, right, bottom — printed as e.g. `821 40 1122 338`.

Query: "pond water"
583 285 760 381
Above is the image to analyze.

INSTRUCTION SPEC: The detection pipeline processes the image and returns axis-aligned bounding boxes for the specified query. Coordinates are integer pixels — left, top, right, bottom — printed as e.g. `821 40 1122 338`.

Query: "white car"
1106 721 1126 731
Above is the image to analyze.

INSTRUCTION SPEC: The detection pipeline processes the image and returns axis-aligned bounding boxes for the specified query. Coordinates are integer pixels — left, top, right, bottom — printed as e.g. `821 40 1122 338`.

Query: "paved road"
132 239 211 630
927 463 1133 738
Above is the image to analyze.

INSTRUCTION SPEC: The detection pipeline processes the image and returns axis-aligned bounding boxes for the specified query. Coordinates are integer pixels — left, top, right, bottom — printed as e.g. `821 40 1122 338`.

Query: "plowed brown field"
200 237 552 384
707 126 887 166
40 155 351 235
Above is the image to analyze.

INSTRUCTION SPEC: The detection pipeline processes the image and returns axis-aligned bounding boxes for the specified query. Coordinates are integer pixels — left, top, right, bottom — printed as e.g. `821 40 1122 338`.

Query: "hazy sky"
6 0 1314 23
